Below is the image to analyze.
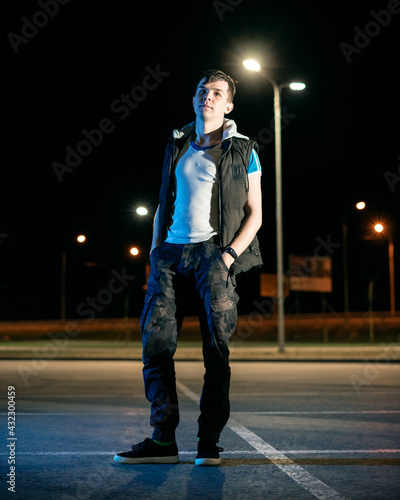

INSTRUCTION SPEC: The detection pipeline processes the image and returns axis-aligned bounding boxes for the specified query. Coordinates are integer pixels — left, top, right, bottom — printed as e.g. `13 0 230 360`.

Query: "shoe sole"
195 457 221 466
114 455 179 464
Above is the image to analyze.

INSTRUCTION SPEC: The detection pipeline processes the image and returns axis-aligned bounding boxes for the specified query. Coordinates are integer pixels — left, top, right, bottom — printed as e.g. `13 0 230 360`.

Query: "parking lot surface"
1 360 399 499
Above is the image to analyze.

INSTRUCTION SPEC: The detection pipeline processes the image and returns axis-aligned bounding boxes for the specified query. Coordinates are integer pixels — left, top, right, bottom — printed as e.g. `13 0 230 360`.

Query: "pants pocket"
140 293 154 334
141 291 177 359
210 291 239 342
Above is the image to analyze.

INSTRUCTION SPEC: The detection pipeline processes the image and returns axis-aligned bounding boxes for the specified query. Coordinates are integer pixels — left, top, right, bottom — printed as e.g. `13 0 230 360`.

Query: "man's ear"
225 102 234 115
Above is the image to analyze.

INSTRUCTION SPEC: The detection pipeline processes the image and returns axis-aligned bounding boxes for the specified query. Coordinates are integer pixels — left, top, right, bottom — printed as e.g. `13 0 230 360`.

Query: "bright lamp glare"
374 224 384 233
130 247 139 256
289 82 306 91
77 235 86 243
356 201 366 210
243 59 261 72
136 207 148 216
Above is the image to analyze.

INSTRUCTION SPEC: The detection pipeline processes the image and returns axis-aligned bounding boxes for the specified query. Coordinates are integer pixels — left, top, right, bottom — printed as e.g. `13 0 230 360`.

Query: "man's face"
192 78 234 120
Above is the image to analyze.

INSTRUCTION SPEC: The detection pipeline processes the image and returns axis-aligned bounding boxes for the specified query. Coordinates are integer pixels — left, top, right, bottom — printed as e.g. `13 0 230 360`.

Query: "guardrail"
0 312 399 342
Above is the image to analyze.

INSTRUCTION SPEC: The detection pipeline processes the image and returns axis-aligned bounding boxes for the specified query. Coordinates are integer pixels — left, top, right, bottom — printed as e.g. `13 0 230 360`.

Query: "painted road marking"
232 410 400 414
0 450 398 456
228 420 346 500
176 381 348 500
1 410 399 416
176 380 199 401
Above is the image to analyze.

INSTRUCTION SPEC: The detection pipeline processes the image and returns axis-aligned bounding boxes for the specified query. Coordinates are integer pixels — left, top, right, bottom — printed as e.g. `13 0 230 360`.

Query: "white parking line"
271 449 400 454
1 410 399 416
0 449 398 457
232 410 400 414
228 420 346 500
177 380 346 500
176 380 199 401
230 391 400 396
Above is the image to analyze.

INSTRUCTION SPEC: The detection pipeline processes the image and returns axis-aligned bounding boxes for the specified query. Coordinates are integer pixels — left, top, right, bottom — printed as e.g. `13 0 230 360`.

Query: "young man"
115 69 262 466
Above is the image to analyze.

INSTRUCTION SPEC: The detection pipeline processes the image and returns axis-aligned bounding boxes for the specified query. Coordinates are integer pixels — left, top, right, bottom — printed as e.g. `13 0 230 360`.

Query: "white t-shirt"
166 141 261 244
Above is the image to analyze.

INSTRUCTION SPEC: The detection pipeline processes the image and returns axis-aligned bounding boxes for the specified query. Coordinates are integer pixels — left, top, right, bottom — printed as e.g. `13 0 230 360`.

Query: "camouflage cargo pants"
141 240 239 443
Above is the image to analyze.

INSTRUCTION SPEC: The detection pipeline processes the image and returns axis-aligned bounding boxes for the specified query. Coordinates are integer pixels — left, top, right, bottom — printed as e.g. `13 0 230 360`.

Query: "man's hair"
195 69 237 103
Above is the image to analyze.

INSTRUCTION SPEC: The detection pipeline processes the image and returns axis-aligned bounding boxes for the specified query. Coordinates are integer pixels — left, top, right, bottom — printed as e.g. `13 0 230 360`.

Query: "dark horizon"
2 0 399 321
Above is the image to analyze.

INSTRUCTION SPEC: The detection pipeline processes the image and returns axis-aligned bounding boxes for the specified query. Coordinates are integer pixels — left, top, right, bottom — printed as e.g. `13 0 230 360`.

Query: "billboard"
288 255 332 293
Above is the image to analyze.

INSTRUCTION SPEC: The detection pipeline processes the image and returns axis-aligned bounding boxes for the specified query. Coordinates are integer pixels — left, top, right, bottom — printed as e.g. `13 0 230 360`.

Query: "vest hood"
172 119 249 142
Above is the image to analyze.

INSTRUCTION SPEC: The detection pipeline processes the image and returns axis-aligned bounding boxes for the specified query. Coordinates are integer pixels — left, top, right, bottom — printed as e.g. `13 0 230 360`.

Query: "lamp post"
61 234 86 320
374 223 396 316
343 201 366 318
243 60 305 352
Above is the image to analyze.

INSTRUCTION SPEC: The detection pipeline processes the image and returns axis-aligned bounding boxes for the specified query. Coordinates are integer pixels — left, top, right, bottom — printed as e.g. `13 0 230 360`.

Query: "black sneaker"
114 438 179 464
195 439 223 466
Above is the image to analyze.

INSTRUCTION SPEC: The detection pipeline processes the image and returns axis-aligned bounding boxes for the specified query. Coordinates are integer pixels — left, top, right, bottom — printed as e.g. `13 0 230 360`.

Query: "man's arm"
221 173 262 268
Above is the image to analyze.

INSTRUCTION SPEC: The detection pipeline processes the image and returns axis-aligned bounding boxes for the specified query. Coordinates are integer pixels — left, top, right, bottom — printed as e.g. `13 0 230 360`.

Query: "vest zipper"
217 140 232 248
163 138 176 239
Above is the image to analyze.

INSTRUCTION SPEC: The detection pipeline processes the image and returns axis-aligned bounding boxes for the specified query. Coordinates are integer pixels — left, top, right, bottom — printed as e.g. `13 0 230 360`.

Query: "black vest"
158 135 263 275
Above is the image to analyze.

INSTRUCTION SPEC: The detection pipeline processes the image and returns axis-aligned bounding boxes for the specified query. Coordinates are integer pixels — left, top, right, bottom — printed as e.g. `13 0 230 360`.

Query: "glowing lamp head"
77 235 86 243
130 247 139 256
136 207 148 216
289 82 306 91
243 59 261 72
374 224 384 233
356 201 366 210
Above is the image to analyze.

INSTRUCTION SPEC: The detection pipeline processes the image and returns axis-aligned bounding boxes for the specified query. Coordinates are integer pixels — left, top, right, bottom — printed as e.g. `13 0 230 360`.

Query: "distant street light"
243 59 305 352
130 247 139 256
356 201 366 210
343 202 367 317
61 234 86 320
136 207 148 216
374 223 395 315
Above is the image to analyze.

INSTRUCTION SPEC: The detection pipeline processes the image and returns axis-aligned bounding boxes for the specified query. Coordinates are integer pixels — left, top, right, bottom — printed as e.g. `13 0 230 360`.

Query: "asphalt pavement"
0 359 399 499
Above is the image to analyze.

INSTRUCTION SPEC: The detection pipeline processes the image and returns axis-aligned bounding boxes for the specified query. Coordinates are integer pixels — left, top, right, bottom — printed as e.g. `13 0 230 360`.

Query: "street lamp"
374 223 395 315
136 207 148 216
356 201 366 210
61 234 86 320
243 59 306 352
343 201 367 318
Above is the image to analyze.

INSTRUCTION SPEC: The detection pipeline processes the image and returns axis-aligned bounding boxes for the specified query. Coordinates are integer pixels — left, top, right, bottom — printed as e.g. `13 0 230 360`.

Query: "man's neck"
194 119 224 147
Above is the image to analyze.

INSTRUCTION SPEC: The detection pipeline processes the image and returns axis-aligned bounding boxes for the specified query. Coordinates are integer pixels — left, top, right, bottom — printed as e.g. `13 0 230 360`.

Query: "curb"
1 345 399 362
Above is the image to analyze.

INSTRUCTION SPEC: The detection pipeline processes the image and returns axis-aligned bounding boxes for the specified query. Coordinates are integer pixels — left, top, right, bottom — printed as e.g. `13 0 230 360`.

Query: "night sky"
2 0 399 320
